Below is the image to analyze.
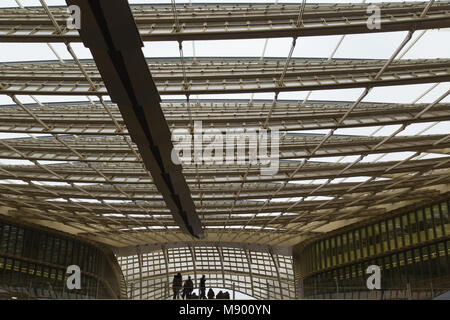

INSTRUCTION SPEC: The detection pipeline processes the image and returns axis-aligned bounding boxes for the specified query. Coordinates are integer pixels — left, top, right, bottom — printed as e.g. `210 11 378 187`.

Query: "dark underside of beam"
65 0 203 238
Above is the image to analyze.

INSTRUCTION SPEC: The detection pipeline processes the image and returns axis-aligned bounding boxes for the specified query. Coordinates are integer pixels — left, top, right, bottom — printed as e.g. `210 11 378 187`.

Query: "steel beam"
1 58 449 95
0 133 447 162
1 2 450 42
0 157 448 185
0 101 449 134
0 178 445 216
64 0 202 238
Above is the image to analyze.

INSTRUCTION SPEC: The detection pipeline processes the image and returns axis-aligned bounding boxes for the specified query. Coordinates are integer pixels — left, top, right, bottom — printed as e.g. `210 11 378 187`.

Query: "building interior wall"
293 195 450 299
0 217 125 299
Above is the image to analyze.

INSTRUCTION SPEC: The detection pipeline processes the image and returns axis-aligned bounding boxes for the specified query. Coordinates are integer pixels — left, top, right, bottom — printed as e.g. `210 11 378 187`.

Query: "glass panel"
336 236 342 265
441 201 449 236
383 256 392 288
381 221 389 252
348 232 355 261
417 209 426 243
361 228 368 258
354 230 361 260
424 206 434 241
331 237 336 267
394 216 403 248
15 228 24 256
422 246 431 281
447 240 450 263
2 225 10 253
414 248 423 282
42 266 49 278
38 233 46 261
374 223 381 254
429 244 440 278
387 219 396 250
52 237 60 265
318 242 323 270
367 226 374 256
410 211 419 245
28 263 35 276
72 242 80 266
325 239 331 268
311 243 316 272
8 225 17 255
402 214 411 247
59 239 67 266
405 249 414 283
80 244 86 270
438 241 448 277
398 252 406 286
342 234 348 263
433 204 444 238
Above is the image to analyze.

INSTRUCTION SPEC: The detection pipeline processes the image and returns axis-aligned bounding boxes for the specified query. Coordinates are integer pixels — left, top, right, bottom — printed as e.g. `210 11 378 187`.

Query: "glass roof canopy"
0 0 449 249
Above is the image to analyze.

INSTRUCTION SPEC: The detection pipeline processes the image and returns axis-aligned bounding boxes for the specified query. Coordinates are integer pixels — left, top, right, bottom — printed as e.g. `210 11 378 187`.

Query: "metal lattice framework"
0 0 450 299
1 58 449 95
1 2 450 42
116 242 295 300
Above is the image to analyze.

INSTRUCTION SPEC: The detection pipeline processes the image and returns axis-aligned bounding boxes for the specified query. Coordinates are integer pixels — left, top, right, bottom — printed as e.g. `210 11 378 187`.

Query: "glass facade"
298 198 450 299
0 218 124 299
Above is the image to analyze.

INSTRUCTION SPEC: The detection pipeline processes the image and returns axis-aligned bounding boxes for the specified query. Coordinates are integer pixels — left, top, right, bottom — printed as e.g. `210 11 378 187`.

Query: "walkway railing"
304 284 450 300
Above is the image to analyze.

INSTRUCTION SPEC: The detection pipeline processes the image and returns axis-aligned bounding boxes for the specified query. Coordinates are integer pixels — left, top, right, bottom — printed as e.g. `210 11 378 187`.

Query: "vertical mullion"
438 201 446 237
385 220 391 252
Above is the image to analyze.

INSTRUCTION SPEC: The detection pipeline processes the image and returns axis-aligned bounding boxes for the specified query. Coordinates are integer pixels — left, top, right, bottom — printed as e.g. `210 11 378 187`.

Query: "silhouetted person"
207 288 215 299
224 292 230 300
190 292 199 299
199 275 206 299
182 276 194 299
216 290 225 299
172 272 182 300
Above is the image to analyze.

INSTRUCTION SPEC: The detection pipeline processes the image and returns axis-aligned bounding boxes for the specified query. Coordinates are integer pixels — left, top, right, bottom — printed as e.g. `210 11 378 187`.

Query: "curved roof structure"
0 0 449 255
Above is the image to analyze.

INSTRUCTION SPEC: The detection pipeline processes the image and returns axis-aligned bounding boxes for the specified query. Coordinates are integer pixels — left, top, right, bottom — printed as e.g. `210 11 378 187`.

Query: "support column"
189 245 198 290
243 247 255 297
130 282 134 299
216 246 226 288
292 244 306 299
269 249 284 300
162 246 170 299
136 246 143 300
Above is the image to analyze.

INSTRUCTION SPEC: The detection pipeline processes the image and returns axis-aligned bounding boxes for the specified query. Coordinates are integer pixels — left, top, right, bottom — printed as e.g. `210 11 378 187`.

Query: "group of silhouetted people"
172 273 231 300
213 290 230 299
172 273 191 299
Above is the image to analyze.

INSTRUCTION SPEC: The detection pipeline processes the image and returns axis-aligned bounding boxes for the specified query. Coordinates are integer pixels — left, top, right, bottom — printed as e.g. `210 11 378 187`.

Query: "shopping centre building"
0 0 449 300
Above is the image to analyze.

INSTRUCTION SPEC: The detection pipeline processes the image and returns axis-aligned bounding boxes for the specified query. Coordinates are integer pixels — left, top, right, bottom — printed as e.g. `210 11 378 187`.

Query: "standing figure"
199 275 206 299
182 276 194 299
172 272 182 300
